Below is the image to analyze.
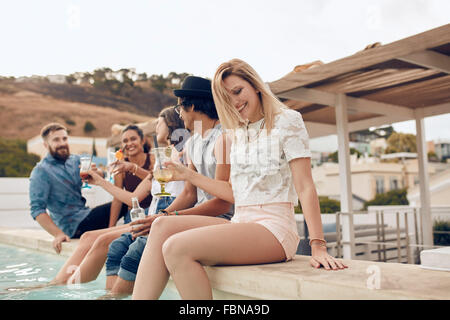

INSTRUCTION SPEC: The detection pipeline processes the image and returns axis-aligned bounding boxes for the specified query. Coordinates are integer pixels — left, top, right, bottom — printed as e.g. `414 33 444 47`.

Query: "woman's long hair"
159 106 187 151
212 58 285 133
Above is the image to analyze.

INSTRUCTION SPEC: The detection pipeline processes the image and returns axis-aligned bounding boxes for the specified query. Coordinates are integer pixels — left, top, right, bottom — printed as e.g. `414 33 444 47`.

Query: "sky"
0 0 449 148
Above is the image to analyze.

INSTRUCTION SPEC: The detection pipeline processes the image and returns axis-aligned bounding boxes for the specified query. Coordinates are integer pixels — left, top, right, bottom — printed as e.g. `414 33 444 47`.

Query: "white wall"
0 178 113 229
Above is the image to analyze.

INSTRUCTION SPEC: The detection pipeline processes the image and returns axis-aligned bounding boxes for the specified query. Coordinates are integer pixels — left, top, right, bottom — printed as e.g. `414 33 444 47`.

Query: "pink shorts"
230 202 300 261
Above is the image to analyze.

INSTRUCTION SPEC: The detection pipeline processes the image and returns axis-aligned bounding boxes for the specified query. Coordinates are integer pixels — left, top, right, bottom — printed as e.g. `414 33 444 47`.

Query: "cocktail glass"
80 156 92 189
152 147 173 197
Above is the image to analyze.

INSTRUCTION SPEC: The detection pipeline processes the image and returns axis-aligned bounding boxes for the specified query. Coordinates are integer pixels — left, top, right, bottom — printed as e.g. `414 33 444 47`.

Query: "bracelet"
174 210 179 216
309 238 327 247
158 210 169 216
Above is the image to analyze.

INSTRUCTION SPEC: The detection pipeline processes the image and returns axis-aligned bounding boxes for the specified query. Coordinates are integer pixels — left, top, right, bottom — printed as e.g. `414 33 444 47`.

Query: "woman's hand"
169 145 183 164
110 160 133 175
310 245 348 270
129 214 160 239
145 171 153 182
89 163 104 178
86 169 105 185
163 161 190 181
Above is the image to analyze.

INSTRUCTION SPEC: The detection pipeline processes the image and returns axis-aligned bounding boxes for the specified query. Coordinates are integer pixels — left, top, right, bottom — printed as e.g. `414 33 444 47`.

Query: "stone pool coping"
0 227 449 300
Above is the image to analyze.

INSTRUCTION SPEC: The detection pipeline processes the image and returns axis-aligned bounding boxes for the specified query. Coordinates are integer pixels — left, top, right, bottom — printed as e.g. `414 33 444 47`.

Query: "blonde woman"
132 59 347 300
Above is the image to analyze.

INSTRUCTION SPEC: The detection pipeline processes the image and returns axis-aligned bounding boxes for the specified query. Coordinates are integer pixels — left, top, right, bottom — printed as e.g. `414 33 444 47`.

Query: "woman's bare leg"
50 224 128 285
132 216 229 300
105 275 118 290
110 277 134 296
97 277 134 300
67 226 130 284
162 222 285 300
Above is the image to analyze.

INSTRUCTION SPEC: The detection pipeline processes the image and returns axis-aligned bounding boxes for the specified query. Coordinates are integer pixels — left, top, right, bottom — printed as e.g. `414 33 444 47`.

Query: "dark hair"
159 106 187 150
180 97 219 120
121 124 150 153
40 123 67 140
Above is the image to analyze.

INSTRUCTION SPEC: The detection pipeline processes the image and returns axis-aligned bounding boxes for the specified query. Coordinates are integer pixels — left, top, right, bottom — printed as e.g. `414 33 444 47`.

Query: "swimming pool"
0 243 180 300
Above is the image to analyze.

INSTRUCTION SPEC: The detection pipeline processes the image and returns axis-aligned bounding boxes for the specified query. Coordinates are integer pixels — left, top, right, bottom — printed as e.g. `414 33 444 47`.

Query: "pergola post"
414 110 434 247
335 93 355 259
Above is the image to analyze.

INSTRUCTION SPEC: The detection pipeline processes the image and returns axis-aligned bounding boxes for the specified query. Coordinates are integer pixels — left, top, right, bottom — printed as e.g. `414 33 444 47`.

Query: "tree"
363 188 409 209
433 219 450 246
65 74 76 84
295 196 341 214
83 121 96 134
328 148 362 163
0 138 40 177
428 151 439 162
385 132 417 154
150 74 167 92
137 72 148 81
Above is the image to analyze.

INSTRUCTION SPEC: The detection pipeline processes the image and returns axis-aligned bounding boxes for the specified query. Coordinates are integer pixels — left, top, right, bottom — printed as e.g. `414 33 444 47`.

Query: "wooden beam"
304 114 412 139
420 102 450 118
278 87 336 106
280 87 415 117
269 24 450 94
348 115 412 133
304 121 337 138
398 50 450 74
346 96 415 118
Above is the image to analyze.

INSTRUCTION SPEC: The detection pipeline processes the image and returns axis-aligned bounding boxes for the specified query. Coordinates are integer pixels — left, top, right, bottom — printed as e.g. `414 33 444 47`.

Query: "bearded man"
29 123 113 253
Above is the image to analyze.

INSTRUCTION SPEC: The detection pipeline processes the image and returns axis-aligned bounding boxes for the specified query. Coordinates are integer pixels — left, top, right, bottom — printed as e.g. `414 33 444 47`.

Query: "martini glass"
152 147 173 197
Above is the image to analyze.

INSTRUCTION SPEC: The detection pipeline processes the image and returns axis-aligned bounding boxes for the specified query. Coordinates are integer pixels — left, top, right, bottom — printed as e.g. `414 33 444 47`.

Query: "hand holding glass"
152 147 173 197
107 149 124 182
80 157 92 189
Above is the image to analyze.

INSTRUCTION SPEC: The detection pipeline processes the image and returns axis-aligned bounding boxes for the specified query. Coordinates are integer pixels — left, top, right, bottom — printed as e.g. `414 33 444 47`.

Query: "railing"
327 206 450 264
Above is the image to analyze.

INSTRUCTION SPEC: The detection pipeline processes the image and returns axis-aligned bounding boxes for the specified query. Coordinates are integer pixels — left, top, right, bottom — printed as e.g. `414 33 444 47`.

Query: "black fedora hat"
173 76 212 99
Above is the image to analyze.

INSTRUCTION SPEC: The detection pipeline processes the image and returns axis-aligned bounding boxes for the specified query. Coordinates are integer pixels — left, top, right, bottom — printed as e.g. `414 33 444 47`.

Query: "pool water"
0 243 180 300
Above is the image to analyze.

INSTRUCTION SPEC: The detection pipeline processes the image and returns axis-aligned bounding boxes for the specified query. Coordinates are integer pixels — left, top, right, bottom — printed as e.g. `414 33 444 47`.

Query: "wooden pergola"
268 24 450 258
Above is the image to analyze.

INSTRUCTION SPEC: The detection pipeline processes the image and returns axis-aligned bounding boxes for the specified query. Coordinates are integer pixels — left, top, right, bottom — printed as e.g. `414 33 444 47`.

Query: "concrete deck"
0 227 449 300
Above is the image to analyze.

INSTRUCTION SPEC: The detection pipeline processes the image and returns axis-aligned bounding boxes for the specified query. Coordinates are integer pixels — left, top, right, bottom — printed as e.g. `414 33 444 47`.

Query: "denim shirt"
29 153 91 238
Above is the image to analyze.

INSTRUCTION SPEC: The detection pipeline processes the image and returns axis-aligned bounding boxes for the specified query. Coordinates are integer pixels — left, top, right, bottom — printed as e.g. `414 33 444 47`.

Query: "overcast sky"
1 0 449 146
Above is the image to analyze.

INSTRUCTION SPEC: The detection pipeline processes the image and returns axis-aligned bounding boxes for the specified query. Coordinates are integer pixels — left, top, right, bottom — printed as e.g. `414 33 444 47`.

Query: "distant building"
369 138 388 157
14 75 44 83
408 167 450 206
46 75 67 84
434 139 450 162
349 126 393 156
311 155 435 210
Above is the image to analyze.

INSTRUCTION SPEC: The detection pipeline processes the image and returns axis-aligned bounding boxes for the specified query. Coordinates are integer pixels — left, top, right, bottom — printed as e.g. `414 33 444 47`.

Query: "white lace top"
229 108 311 206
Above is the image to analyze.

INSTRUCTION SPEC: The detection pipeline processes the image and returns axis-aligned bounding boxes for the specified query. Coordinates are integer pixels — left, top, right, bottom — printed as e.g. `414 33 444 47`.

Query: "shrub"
363 188 409 209
295 196 341 214
328 148 362 163
83 121 96 133
433 219 450 246
65 118 76 126
0 138 40 177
